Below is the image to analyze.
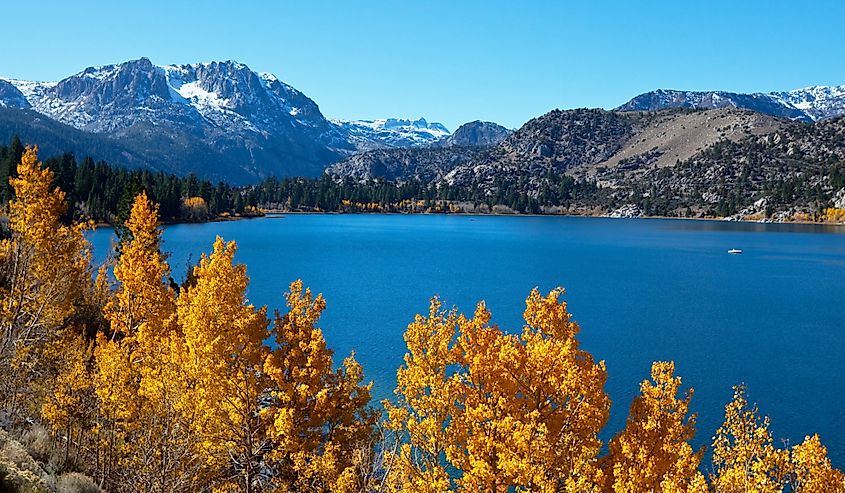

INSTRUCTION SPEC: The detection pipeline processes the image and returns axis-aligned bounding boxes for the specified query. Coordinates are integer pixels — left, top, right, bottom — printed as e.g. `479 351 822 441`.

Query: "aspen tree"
711 385 789 493
603 361 706 493
264 280 376 493
386 288 610 492
175 237 270 492
0 146 91 417
788 434 845 493
93 192 197 492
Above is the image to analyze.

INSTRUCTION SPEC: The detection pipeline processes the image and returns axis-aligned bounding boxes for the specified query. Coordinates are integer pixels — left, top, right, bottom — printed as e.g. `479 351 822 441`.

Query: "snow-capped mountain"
332 117 450 150
0 58 354 182
617 86 845 122
770 85 845 121
0 58 456 182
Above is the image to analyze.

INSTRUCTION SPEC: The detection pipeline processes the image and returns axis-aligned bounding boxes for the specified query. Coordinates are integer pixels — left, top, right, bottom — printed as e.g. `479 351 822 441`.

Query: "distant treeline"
252 172 600 214
1 136 602 223
0 136 258 224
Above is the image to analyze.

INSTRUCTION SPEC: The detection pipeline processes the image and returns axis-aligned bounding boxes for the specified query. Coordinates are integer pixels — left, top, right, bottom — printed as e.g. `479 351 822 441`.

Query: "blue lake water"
88 214 845 466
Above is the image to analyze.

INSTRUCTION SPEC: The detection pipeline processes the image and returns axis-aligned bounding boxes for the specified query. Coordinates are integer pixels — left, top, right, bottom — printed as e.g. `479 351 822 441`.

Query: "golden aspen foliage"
602 361 706 493
94 192 175 430
182 196 209 221
823 207 845 223
174 236 270 492
41 264 109 455
103 191 176 340
788 434 845 493
386 288 610 493
383 298 461 493
93 192 198 492
0 146 92 418
40 336 98 467
263 280 376 493
711 385 790 493
507 288 610 492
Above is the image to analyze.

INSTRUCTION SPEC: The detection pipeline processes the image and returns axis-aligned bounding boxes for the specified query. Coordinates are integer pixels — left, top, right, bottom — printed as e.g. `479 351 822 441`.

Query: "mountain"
326 109 642 186
326 119 510 182
617 89 810 121
332 117 449 150
602 115 845 219
0 80 30 109
326 146 485 183
617 86 845 122
1 58 354 183
440 109 638 188
770 85 845 121
440 121 511 147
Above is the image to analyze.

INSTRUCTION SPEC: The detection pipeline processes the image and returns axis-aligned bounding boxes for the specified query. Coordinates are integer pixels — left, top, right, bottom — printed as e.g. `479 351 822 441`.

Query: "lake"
88 214 845 466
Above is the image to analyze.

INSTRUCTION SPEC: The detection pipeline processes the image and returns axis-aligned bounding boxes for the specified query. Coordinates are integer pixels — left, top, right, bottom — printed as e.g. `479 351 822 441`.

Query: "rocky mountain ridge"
617 85 845 122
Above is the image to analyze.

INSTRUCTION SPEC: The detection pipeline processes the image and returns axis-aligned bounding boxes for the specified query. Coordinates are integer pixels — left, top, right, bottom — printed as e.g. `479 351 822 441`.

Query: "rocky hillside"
442 109 633 188
581 108 784 178
326 146 485 183
607 116 845 218
328 106 845 219
325 119 510 183
328 109 636 187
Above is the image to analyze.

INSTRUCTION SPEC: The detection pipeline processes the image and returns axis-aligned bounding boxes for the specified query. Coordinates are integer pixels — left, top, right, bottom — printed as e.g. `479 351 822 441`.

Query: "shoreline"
261 209 845 228
90 210 845 230
92 212 265 229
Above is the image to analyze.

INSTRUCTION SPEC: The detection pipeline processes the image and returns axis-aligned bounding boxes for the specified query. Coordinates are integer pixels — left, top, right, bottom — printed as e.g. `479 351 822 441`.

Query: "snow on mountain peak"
620 84 845 122
331 117 451 150
771 84 845 120
259 72 279 83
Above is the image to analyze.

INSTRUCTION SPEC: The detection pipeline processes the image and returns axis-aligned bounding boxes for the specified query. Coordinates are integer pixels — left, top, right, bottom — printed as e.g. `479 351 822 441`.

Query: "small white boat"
728 248 743 254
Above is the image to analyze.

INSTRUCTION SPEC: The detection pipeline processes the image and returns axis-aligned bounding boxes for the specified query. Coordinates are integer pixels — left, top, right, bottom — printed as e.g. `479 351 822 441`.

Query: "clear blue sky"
3 0 844 130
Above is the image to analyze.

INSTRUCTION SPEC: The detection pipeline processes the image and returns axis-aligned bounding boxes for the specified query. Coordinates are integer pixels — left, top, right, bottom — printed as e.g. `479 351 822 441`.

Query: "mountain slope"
328 109 643 186
443 109 635 187
583 108 784 177
617 89 812 121
605 116 845 218
0 80 30 109
326 146 485 183
0 107 160 171
771 85 845 121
